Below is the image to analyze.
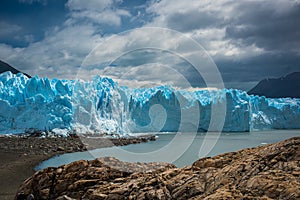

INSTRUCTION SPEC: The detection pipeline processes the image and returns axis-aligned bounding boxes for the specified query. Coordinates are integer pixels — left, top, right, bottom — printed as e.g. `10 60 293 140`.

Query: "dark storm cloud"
110 49 207 88
217 52 300 90
213 0 300 90
225 1 300 52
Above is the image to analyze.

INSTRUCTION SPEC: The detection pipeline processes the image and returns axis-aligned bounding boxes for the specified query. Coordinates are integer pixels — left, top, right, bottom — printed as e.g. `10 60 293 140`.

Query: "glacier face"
0 71 300 135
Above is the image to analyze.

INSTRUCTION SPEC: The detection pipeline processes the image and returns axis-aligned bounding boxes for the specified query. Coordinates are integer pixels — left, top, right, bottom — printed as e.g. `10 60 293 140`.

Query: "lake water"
36 130 300 170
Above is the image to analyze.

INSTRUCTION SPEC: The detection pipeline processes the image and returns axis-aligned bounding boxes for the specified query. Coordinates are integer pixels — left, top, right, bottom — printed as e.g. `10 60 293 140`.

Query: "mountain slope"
248 72 300 98
0 60 31 77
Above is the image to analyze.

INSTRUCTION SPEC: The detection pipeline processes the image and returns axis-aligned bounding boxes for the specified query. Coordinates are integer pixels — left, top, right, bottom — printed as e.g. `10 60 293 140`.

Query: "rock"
26 194 34 200
56 146 65 151
15 193 35 200
39 189 49 198
56 195 76 200
149 135 156 141
56 168 63 174
15 137 300 199
15 193 27 200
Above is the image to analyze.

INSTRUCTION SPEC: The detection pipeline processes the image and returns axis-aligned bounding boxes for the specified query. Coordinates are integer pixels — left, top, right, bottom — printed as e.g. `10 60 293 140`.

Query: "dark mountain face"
248 72 300 98
0 60 31 78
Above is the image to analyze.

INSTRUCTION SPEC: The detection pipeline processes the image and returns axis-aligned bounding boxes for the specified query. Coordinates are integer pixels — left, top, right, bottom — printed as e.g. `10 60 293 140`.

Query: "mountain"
248 72 300 98
0 60 31 78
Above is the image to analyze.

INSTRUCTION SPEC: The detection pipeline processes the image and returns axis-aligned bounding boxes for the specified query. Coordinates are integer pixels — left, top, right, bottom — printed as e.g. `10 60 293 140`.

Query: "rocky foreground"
16 137 300 200
0 134 156 156
0 134 155 200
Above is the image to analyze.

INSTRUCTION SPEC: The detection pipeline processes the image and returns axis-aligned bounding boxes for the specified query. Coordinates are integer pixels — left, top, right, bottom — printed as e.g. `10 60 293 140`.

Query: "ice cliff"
0 72 299 135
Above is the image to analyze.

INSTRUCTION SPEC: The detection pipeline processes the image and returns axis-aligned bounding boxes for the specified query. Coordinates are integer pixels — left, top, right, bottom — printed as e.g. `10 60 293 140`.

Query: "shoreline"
0 134 155 200
15 137 300 199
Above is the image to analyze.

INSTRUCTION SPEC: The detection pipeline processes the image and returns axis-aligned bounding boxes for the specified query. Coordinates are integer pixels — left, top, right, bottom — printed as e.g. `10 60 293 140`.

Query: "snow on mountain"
0 71 299 135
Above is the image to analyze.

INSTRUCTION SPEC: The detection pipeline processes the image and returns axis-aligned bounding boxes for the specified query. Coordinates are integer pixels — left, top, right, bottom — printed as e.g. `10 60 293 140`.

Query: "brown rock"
56 195 76 200
56 146 65 151
16 137 300 200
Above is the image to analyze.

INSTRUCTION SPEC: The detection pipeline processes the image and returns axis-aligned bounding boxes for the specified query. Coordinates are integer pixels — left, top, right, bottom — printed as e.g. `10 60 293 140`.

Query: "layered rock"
16 137 300 199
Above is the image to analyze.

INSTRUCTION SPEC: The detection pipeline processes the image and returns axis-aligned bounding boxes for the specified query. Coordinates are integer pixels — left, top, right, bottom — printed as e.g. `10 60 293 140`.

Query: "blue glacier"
0 71 300 135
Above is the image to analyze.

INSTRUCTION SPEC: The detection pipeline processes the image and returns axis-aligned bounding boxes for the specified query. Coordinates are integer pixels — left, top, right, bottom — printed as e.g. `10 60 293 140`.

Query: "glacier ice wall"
0 72 299 135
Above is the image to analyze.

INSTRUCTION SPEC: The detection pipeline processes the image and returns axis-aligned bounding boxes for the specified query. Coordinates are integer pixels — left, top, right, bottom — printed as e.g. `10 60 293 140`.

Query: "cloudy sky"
0 0 299 90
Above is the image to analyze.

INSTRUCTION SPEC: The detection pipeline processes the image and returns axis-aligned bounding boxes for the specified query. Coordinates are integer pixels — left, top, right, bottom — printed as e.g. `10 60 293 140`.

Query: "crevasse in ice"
0 72 299 135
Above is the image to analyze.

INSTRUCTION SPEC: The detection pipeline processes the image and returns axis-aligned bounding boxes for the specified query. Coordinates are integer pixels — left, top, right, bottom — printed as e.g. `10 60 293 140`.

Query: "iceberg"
0 71 299 135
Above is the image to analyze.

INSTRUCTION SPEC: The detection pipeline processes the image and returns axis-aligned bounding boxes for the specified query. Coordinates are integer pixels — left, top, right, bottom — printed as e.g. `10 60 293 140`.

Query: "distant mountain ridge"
248 72 300 98
0 60 31 78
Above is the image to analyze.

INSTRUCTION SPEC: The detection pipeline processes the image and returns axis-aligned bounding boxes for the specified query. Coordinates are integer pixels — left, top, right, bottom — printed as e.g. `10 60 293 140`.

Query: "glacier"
0 71 299 135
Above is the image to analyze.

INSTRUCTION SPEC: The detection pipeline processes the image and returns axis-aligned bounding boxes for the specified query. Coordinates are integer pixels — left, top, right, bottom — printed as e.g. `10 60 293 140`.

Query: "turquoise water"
36 130 300 170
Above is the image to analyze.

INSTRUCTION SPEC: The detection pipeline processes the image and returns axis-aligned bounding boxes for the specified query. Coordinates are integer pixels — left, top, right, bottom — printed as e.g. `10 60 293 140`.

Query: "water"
36 130 300 170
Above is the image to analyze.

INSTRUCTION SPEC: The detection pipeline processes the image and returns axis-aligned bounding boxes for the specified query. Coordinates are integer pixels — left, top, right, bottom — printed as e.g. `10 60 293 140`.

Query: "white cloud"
83 27 212 67
145 0 243 58
145 0 299 62
78 27 223 89
66 0 130 26
78 63 193 89
0 44 22 59
70 9 130 26
0 0 132 78
0 22 22 37
0 24 103 79
66 0 113 11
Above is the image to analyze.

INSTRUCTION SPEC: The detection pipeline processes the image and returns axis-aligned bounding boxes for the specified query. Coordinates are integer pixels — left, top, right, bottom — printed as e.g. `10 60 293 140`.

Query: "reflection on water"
36 130 300 170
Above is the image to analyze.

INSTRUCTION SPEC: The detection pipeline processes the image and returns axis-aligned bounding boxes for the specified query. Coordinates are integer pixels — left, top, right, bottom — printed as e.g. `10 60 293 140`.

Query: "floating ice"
0 72 299 135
